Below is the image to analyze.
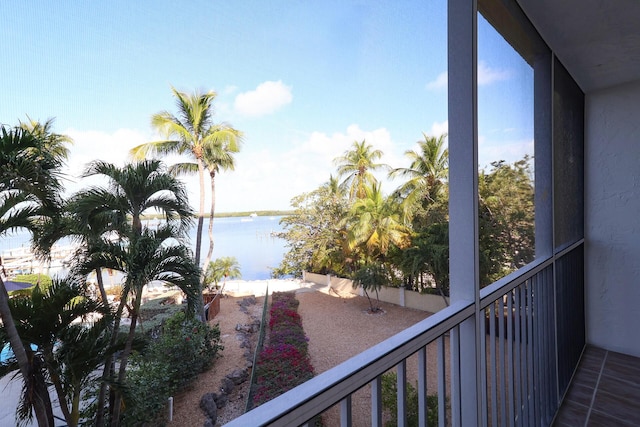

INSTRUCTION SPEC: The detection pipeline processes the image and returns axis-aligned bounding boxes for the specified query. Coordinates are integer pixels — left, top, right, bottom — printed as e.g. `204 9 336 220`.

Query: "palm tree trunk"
95 267 109 305
195 159 206 265
0 278 52 427
195 159 207 321
47 351 72 424
111 287 143 427
202 171 217 280
98 293 128 427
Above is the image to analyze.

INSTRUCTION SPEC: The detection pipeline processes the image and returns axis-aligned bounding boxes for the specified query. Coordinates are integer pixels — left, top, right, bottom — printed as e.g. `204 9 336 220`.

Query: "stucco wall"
585 79 640 357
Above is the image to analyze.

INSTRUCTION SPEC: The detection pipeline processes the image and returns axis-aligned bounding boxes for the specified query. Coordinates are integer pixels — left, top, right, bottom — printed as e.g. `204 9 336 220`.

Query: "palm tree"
18 116 74 162
389 133 448 212
204 256 241 290
347 183 410 261
334 139 388 200
0 278 112 427
0 125 64 427
171 129 243 277
77 225 200 426
346 183 410 311
129 87 243 268
69 160 196 426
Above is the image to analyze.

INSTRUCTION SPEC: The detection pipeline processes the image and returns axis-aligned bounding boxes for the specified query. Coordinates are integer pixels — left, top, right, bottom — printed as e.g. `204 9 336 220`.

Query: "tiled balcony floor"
553 345 640 426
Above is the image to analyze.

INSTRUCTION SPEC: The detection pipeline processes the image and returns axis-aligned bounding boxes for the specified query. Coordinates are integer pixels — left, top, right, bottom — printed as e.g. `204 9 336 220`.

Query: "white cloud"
477 61 512 85
425 62 511 91
62 128 151 194
212 124 403 212
426 71 448 90
223 85 238 95
430 120 449 137
478 137 533 169
234 80 293 117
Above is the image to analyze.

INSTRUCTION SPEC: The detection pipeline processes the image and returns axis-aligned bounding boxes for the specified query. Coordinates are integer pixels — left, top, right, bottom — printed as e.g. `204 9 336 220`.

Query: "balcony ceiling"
517 0 640 93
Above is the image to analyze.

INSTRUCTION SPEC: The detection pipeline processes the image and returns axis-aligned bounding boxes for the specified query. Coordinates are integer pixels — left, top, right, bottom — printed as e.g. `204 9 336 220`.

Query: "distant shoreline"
140 210 294 220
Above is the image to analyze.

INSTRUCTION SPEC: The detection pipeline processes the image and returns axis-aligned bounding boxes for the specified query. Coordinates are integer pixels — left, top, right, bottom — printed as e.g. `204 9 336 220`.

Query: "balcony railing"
226 240 585 426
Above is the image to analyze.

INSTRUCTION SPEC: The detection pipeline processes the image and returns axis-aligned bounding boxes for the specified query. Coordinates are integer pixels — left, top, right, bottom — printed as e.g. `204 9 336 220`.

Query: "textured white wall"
585 79 640 357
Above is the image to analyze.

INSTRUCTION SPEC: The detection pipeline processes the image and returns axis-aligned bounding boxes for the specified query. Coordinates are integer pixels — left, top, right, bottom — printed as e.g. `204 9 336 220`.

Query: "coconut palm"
347 183 410 312
389 133 448 212
171 129 243 277
0 125 64 427
334 139 388 200
129 87 243 268
347 183 410 261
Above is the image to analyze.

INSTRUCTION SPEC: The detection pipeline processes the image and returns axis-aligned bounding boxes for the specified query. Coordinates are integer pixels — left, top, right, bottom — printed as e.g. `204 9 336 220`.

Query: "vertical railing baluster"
397 360 407 427
341 395 352 427
438 335 447 427
499 296 507 426
514 286 523 423
451 325 461 426
480 306 488 427
418 347 428 427
527 278 536 426
371 376 382 427
521 282 529 424
490 303 498 427
507 290 515 426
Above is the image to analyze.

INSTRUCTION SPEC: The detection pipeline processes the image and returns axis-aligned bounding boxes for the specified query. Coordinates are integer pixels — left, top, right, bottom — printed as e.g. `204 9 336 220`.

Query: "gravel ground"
170 288 436 426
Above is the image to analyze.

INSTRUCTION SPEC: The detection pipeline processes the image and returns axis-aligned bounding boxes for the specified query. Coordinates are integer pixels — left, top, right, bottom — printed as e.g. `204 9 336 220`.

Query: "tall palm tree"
171 129 243 276
389 133 448 211
129 87 243 268
334 139 388 201
0 125 64 427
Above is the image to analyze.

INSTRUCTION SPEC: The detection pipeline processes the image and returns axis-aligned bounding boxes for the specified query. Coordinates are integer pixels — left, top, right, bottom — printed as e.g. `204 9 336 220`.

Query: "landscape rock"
228 368 249 385
214 392 228 409
221 377 235 394
199 393 218 424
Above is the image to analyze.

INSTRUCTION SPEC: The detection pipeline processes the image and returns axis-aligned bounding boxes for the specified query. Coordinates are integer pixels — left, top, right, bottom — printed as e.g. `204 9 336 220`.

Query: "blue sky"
1 1 532 212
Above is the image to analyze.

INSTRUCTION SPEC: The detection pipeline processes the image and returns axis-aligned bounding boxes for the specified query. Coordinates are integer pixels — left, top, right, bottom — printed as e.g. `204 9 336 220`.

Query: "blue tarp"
2 281 33 291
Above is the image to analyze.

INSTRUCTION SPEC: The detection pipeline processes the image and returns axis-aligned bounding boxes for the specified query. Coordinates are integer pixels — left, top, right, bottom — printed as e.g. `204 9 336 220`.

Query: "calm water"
0 216 287 280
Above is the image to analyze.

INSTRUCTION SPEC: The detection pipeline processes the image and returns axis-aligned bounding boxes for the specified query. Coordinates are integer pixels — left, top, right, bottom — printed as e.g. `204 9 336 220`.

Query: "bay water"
0 215 287 280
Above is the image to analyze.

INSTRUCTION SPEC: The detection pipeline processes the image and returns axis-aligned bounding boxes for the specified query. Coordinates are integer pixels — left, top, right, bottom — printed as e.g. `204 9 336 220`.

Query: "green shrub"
381 372 440 427
122 311 223 426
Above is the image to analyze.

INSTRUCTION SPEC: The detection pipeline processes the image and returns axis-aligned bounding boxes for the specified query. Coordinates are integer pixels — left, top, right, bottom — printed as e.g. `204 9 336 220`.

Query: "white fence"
302 271 449 314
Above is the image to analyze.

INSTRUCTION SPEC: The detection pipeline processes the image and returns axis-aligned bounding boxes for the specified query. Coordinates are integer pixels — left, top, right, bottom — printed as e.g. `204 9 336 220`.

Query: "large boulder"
200 392 218 424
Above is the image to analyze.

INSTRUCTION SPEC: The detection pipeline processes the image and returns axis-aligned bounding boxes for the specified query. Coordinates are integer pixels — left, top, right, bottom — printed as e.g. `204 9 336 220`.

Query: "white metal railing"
225 240 584 426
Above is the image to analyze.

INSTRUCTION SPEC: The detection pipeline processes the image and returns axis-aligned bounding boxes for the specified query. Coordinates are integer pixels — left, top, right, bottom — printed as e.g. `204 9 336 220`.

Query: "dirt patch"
170 289 434 426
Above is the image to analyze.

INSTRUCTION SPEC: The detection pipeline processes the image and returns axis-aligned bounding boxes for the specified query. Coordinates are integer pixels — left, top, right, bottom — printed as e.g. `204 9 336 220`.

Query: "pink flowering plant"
252 292 315 407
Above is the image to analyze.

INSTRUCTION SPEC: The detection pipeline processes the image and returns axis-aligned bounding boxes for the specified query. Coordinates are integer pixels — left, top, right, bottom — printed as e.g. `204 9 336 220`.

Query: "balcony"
227 241 588 426
553 345 640 426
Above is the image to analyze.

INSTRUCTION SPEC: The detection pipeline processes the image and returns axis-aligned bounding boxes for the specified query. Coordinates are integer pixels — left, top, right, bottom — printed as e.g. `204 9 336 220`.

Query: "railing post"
448 0 480 425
